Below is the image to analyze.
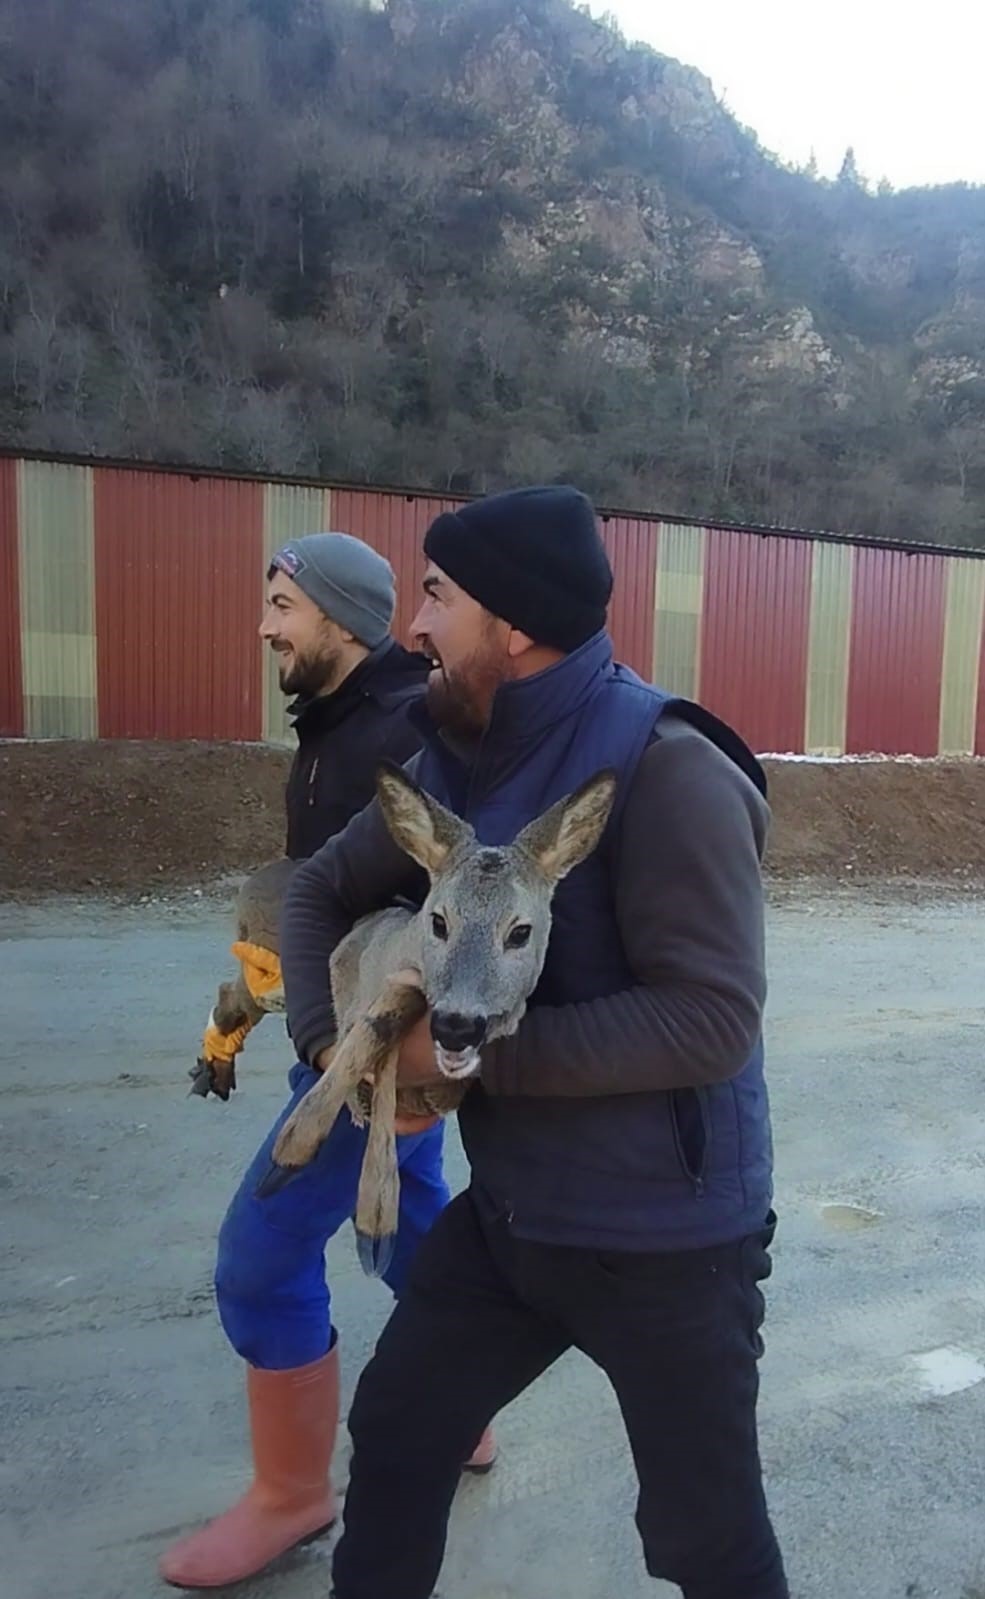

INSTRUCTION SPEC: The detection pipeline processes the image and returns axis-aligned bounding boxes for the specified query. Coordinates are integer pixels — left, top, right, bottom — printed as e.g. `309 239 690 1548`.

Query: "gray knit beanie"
267 533 395 648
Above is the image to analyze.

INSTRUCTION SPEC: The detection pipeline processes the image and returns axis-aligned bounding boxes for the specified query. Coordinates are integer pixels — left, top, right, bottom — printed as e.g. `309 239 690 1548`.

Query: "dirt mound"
764 758 985 887
0 740 291 899
1 740 983 900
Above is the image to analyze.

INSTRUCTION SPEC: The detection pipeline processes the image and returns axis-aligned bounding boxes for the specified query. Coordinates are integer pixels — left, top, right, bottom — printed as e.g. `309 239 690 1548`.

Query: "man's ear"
506 627 537 660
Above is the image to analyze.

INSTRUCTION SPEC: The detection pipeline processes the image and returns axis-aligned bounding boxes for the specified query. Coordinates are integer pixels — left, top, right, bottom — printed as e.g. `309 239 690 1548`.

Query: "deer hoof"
356 1228 397 1279
188 1058 236 1100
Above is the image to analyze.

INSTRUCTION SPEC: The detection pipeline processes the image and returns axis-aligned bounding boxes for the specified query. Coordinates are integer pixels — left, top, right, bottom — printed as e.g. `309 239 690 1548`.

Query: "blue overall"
215 1063 448 1369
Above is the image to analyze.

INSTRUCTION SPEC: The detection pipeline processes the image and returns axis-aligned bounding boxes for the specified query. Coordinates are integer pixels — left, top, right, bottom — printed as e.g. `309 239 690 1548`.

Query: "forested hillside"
3 0 985 542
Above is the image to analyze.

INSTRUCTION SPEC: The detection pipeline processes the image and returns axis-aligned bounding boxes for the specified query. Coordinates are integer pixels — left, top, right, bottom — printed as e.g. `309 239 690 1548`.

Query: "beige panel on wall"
938 558 985 755
17 461 96 738
652 522 705 698
261 483 332 745
804 541 853 757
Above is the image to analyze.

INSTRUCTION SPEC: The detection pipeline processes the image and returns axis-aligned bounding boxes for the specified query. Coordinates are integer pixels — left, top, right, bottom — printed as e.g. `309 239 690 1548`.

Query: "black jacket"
284 639 430 860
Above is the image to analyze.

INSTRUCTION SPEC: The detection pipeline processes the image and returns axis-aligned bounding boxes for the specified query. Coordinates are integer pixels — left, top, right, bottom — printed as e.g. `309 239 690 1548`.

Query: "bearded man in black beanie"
280 485 789 1599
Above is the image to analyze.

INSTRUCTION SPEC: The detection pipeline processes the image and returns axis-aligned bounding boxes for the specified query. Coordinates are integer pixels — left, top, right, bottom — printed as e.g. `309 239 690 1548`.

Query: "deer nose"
430 1011 487 1052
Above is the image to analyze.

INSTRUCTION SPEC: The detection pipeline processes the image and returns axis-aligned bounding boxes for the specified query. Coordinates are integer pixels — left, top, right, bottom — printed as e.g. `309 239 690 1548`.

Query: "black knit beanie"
423 486 613 653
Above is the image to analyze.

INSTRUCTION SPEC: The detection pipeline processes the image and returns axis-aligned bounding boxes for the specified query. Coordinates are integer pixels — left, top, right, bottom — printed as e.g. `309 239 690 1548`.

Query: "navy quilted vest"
409 631 774 1251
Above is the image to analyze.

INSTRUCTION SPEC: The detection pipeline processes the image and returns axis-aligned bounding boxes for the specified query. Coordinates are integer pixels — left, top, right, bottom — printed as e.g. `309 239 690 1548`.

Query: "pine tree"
837 146 863 187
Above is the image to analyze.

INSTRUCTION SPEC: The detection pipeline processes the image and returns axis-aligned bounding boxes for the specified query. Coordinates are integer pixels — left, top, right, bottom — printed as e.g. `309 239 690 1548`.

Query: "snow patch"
759 752 985 765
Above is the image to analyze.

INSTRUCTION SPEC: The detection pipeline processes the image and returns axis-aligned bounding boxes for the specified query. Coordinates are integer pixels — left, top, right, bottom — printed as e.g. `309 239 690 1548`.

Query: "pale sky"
589 0 985 190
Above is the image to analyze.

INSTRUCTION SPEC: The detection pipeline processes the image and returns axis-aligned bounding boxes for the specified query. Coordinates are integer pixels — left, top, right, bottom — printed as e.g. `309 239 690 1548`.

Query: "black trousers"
333 1191 788 1599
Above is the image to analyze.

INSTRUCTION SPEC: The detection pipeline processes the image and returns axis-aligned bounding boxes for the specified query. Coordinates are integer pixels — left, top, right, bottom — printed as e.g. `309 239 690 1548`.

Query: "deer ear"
514 769 618 885
375 763 471 877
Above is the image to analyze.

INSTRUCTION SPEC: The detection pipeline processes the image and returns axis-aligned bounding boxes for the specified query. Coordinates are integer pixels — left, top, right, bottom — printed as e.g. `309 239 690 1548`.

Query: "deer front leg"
255 978 427 1197
354 1047 400 1278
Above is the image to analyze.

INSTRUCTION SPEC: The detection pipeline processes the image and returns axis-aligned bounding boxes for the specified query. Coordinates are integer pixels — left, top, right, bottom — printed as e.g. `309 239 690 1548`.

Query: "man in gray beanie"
261 533 425 854
160 531 496 1592
268 533 393 670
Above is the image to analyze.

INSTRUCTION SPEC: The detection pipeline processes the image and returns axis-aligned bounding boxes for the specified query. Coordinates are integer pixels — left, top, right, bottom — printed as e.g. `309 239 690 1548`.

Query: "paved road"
3 889 985 1599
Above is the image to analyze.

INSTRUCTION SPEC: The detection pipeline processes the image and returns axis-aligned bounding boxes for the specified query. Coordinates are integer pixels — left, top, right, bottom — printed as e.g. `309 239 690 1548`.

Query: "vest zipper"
463 725 491 822
308 756 319 805
464 689 507 822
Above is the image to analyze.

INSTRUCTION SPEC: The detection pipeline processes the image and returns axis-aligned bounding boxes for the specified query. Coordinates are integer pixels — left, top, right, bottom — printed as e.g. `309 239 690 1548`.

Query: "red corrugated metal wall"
332 490 458 650
94 469 264 740
0 458 23 736
600 515 657 679
698 528 813 754
845 547 947 757
6 452 985 754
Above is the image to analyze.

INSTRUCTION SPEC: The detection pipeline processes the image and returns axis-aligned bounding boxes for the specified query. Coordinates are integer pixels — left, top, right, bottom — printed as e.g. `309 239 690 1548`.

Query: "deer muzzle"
431 1011 487 1080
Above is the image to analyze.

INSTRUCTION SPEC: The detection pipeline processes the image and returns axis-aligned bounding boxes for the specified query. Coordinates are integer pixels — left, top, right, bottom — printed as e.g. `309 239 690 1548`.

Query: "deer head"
375 762 618 1079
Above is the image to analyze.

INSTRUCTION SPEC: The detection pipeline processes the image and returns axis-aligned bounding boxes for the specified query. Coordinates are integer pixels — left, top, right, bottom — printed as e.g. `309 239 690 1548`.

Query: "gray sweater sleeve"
281 775 427 1064
479 719 770 1098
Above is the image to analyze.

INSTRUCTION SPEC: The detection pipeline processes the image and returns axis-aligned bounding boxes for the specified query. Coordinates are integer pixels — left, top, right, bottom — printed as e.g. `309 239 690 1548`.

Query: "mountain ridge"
2 0 985 545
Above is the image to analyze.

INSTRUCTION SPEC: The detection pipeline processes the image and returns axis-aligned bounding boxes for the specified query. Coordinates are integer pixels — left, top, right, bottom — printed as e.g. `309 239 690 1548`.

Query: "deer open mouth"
434 1044 482 1080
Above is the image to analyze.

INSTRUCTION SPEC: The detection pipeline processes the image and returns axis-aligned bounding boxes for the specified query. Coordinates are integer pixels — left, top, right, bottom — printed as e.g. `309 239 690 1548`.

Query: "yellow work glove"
202 1017 253 1064
189 1011 254 1101
231 940 285 1009
191 943 282 1104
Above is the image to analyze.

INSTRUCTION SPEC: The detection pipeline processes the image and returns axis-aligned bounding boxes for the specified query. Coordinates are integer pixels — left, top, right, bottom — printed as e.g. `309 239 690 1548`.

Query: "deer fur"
258 762 617 1276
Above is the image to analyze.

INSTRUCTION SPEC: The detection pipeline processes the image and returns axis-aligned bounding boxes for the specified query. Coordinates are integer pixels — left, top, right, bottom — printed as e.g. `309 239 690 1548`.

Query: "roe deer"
259 761 617 1275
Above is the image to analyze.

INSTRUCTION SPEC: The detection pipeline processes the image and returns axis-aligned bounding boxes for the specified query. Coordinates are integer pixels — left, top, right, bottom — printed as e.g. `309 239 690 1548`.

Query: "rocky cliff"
2 0 984 543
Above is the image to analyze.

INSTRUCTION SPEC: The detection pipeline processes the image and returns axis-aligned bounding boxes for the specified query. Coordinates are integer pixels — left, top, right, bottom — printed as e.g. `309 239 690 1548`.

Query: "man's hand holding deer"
314 966 442 1128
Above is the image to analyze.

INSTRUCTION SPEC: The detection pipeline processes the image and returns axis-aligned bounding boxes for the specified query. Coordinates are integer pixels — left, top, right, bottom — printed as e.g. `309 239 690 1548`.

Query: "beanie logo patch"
271 547 306 578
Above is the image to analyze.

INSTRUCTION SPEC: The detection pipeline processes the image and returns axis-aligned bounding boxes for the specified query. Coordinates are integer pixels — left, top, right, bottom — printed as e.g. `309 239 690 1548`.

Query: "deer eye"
505 923 532 950
431 912 449 941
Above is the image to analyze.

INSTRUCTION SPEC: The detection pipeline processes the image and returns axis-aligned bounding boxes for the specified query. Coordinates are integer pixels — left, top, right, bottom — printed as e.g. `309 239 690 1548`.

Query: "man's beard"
276 643 342 700
425 630 513 740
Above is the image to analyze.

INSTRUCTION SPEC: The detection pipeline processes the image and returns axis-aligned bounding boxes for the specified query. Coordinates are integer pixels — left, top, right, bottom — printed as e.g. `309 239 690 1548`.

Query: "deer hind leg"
190 978 264 1101
354 1047 400 1278
256 978 427 1197
214 976 264 1035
